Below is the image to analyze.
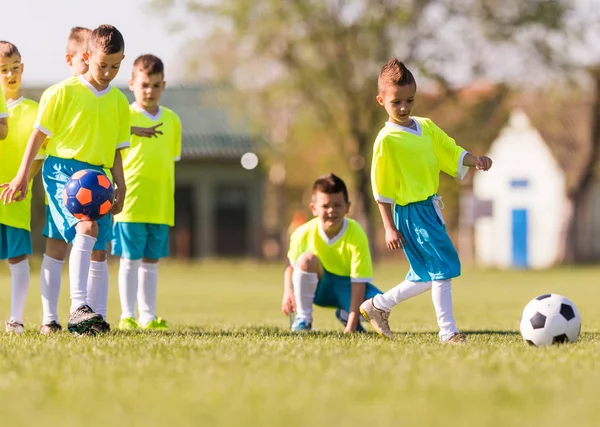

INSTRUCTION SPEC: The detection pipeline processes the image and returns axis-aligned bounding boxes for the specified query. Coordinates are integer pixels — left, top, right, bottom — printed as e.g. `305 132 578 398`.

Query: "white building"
472 98 596 269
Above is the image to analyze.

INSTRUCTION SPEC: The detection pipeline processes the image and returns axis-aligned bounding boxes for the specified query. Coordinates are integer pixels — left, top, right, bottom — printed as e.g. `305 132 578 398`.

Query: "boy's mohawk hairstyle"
133 54 165 78
89 24 125 55
0 41 20 59
378 58 416 94
312 173 349 204
67 27 92 55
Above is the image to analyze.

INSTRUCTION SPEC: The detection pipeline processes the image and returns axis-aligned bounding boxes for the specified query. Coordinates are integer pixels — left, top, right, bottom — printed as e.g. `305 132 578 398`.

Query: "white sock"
9 259 30 323
291 269 319 323
138 262 159 326
69 233 96 312
87 260 109 320
119 258 141 319
432 279 459 340
41 255 64 324
373 280 431 312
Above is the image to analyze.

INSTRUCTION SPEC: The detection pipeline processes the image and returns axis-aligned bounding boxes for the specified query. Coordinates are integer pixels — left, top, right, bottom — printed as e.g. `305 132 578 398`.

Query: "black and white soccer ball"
520 294 581 347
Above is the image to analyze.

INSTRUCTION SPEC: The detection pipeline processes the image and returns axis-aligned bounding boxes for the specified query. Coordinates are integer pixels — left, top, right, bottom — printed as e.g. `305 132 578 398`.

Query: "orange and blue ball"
63 169 114 221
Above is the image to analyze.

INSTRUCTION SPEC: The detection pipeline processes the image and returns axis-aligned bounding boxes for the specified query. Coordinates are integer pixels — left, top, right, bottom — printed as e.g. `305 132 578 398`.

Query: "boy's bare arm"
28 159 44 181
462 152 493 171
131 123 163 138
377 201 405 249
346 282 366 333
110 150 127 215
281 263 296 315
0 118 7 140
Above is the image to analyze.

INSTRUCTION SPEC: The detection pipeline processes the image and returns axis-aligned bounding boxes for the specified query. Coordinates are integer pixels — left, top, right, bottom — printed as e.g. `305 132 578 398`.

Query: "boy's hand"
110 186 126 215
0 174 28 204
476 156 493 171
281 290 296 315
385 226 406 251
132 123 163 138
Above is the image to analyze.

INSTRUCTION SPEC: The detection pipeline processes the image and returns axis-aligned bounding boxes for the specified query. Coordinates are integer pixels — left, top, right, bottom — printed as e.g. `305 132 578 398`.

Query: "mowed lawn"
1 258 600 427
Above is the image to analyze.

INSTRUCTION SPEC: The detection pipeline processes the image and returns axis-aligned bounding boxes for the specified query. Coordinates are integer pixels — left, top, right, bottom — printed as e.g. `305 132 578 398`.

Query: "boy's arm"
28 159 44 181
0 129 46 203
346 282 366 333
110 150 127 215
377 201 405 250
0 118 7 140
282 262 296 315
462 152 493 171
131 123 163 138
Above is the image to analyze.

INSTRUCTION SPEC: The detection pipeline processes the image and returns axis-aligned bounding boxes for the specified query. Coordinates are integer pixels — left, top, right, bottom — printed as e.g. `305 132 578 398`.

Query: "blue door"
512 209 528 268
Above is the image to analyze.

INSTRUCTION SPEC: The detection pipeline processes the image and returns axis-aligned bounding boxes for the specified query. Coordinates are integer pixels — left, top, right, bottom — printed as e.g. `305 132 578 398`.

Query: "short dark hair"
312 173 349 204
0 41 21 59
67 27 92 55
378 58 416 94
133 54 164 78
88 24 125 55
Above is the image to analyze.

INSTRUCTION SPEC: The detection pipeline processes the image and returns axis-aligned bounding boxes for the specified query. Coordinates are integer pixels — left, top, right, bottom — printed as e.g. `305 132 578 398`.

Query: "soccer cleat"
40 321 62 335
5 320 25 334
67 304 104 335
92 320 111 334
359 298 392 339
291 317 312 332
335 308 366 333
142 317 168 330
118 317 141 330
444 332 467 345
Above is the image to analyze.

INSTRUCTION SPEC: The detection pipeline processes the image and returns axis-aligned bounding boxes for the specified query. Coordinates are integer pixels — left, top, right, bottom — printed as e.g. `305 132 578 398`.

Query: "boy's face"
376 83 416 126
66 49 89 76
310 191 350 231
0 53 24 96
84 49 125 89
129 71 165 111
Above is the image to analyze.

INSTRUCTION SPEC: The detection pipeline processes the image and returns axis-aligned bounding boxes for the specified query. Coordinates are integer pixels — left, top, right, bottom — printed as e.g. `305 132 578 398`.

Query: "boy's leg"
291 252 323 330
138 224 169 329
431 279 462 343
86 213 113 332
3 225 32 333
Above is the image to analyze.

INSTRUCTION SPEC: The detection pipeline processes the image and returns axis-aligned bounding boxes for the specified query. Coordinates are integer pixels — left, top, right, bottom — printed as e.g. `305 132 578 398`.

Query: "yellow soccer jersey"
0 98 40 230
0 88 7 119
371 117 469 206
287 217 373 282
113 103 182 226
35 75 130 168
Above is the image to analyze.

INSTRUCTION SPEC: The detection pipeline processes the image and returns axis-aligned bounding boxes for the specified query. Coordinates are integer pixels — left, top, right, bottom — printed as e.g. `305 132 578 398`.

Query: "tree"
152 0 573 247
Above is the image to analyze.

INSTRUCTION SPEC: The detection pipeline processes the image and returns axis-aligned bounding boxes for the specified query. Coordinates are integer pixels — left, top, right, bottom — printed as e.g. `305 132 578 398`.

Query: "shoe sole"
68 316 105 335
360 308 391 339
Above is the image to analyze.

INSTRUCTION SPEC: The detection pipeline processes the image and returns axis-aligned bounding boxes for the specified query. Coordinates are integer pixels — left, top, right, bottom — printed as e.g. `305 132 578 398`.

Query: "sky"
1 0 189 87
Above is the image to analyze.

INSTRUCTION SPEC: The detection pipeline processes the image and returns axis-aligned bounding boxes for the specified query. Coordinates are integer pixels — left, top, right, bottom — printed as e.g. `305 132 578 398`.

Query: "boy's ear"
376 95 384 106
65 53 72 66
83 51 90 64
309 202 317 216
128 79 135 92
345 201 351 214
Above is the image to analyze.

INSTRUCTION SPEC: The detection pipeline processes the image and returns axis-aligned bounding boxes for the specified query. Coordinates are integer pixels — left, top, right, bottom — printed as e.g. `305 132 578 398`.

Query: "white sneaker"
6 320 25 334
359 298 392 339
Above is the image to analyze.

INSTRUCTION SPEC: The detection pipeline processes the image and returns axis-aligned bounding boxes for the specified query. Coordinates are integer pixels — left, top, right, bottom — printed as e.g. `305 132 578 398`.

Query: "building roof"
21 84 259 160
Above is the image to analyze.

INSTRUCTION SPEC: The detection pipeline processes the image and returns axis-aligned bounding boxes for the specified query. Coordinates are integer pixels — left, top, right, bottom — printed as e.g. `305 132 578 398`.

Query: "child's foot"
40 321 62 334
92 320 111 334
67 305 104 334
443 332 466 345
5 320 24 334
142 317 168 330
335 308 366 333
118 317 141 330
291 317 312 332
359 299 392 339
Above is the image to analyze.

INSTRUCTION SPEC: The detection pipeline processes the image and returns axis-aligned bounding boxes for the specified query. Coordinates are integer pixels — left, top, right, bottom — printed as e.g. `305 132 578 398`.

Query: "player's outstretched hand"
0 174 28 204
111 186 126 215
476 156 493 171
131 123 163 138
281 290 296 315
385 226 405 251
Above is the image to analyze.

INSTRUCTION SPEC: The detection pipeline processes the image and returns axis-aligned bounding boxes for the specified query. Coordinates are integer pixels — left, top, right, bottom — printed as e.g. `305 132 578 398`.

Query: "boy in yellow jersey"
359 59 493 343
112 54 181 330
1 25 130 335
281 174 382 333
0 74 7 139
0 41 43 333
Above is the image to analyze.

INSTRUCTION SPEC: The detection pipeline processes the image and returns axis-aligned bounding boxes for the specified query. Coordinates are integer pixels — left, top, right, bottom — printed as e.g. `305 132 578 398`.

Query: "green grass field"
1 259 599 427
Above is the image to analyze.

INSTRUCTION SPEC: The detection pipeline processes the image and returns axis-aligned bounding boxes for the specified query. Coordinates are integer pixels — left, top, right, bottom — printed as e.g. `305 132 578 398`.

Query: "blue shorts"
395 195 461 283
314 270 382 312
0 224 31 260
42 156 113 251
42 204 62 240
112 222 169 260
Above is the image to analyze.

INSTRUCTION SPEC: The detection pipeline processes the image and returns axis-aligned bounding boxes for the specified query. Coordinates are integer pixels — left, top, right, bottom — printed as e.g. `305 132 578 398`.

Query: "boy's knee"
76 220 98 237
45 238 68 260
8 255 27 265
91 250 107 262
295 252 322 273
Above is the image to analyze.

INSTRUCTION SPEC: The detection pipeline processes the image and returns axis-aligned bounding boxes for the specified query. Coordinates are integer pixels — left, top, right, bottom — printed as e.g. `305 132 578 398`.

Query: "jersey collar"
78 75 112 97
6 96 24 109
131 102 163 121
318 217 348 246
385 120 422 137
